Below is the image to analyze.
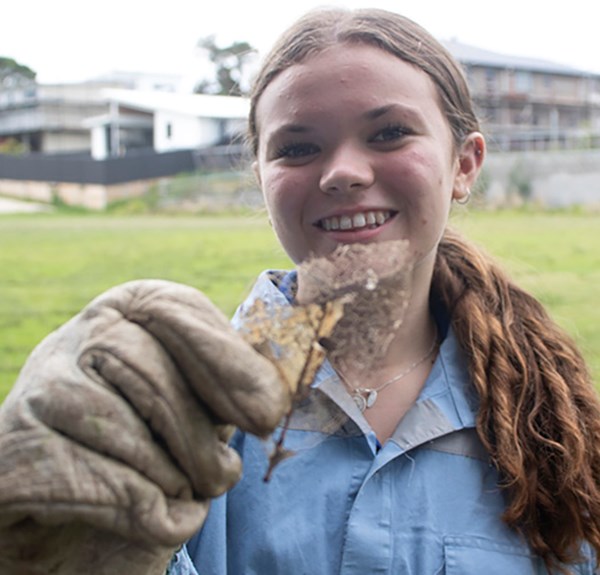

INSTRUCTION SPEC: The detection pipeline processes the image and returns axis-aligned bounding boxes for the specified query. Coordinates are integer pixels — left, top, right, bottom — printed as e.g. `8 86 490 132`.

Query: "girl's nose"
319 145 374 195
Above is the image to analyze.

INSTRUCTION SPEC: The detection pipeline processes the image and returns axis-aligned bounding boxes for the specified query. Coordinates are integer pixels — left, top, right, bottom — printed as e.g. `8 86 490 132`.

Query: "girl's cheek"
266 172 305 205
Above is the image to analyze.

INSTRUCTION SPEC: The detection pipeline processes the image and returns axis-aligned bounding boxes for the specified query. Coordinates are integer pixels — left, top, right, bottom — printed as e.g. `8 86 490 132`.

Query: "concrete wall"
0 177 164 210
481 150 600 208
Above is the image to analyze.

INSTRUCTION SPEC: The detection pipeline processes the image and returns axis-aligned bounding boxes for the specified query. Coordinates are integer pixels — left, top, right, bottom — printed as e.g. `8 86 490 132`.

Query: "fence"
0 149 196 185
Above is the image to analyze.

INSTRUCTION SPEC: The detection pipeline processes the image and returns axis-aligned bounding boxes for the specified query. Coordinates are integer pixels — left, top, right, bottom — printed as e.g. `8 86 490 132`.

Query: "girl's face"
254 43 483 267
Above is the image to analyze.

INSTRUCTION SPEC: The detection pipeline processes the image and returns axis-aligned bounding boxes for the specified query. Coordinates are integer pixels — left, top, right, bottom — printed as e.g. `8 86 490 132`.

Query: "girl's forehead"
282 43 405 78
255 43 440 121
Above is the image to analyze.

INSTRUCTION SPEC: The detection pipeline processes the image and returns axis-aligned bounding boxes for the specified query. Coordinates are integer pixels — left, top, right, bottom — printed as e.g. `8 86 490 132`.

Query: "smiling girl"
186 8 600 574
1 7 599 575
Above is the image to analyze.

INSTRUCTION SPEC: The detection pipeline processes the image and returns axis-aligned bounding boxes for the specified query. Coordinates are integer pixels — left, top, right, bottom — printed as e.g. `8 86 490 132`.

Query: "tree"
0 57 36 90
194 36 257 96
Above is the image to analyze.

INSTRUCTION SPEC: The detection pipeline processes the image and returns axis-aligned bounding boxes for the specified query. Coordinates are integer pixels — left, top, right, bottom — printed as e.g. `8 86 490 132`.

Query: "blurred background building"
1 41 599 209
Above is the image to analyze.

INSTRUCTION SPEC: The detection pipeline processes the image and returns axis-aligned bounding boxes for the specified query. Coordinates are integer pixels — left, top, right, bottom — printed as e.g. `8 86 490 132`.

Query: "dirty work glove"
0 280 289 575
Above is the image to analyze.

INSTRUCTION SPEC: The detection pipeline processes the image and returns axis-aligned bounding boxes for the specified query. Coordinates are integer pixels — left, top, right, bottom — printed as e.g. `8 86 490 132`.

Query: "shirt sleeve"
166 546 200 575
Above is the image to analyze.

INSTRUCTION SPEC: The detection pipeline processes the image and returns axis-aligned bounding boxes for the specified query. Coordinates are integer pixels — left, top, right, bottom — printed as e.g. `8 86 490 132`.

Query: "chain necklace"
338 331 439 413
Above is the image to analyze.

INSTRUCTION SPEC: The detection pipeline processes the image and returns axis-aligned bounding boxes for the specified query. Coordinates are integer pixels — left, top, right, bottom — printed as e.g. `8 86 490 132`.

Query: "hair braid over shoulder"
432 228 600 572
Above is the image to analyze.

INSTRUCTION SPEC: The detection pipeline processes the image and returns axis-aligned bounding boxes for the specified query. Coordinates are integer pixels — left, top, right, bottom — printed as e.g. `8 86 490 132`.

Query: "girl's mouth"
316 210 396 232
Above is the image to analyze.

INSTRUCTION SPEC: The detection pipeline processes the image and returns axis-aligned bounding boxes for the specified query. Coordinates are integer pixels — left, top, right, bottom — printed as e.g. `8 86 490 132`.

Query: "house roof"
443 39 596 77
102 88 250 119
82 112 154 129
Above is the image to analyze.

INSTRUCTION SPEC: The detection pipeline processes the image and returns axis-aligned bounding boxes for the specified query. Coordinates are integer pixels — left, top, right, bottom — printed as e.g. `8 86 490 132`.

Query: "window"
515 71 532 93
485 68 498 93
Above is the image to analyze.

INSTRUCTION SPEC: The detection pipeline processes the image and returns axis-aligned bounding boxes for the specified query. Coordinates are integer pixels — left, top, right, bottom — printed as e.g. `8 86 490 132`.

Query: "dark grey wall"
0 149 196 185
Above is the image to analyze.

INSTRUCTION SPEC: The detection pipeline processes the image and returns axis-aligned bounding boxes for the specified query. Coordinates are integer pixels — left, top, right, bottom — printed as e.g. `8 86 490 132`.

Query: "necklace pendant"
353 393 367 412
366 390 378 408
340 330 439 416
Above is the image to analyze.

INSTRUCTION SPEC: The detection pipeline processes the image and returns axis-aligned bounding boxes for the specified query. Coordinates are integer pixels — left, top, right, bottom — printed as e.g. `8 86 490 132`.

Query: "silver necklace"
339 332 439 413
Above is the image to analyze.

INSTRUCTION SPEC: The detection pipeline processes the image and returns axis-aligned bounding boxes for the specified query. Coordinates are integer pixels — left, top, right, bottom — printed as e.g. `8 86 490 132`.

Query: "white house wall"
154 111 218 152
224 118 247 141
91 126 108 160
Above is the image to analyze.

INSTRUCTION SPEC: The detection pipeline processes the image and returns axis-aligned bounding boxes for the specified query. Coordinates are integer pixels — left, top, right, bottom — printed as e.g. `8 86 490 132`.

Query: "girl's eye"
371 124 412 143
275 142 320 159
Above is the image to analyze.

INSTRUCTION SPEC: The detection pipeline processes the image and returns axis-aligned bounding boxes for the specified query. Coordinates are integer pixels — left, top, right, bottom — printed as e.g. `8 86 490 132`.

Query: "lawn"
0 209 598 400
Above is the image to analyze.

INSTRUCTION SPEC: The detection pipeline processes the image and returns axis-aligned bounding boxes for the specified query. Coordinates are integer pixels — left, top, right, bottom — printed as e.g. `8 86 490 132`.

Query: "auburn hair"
433 229 600 572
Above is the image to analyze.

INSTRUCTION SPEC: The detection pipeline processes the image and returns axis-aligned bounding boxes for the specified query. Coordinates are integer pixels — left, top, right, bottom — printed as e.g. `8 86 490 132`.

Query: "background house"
0 72 183 154
2 45 599 158
1 46 600 209
0 72 251 209
445 40 600 151
84 88 249 159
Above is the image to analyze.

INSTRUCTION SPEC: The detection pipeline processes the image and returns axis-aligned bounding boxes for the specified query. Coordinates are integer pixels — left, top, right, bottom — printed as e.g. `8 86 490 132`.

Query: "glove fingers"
79 320 242 497
26 378 192 499
0 520 175 575
0 428 209 546
118 282 290 435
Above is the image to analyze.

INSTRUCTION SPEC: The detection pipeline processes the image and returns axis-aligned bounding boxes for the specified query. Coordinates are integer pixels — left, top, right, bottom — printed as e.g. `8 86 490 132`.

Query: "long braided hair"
433 229 600 572
248 7 600 570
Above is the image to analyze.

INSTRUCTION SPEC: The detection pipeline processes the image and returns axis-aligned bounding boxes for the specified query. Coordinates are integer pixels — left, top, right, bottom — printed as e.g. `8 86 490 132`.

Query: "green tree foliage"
194 36 256 96
0 57 36 90
0 137 27 155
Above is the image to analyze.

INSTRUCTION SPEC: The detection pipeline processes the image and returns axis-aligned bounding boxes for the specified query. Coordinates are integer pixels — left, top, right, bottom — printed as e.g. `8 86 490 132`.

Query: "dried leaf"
240 295 351 397
239 239 414 479
297 239 413 376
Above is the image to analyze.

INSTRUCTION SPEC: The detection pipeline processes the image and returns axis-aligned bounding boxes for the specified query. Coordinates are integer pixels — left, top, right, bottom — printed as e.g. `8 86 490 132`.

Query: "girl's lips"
315 209 396 232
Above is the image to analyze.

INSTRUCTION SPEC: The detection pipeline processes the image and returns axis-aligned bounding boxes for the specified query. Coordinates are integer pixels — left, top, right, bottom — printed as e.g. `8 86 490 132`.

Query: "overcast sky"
3 0 599 87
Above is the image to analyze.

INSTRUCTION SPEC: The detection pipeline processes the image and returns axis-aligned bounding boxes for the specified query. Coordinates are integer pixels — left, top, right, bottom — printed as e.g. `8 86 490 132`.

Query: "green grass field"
1 209 598 400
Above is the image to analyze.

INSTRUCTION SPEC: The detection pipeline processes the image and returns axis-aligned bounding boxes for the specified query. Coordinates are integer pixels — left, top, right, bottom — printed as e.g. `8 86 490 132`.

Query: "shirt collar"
232 270 479 448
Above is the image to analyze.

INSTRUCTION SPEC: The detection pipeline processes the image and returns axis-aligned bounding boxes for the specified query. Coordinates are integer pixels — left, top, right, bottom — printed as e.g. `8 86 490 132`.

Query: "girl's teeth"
320 210 391 231
353 213 366 228
340 215 352 230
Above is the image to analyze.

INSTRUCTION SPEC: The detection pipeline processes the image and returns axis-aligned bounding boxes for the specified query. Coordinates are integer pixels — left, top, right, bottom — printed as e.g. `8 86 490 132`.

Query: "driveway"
0 197 51 213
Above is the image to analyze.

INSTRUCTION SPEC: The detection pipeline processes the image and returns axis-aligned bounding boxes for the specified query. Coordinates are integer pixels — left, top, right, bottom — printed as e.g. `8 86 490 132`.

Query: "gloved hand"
0 280 289 574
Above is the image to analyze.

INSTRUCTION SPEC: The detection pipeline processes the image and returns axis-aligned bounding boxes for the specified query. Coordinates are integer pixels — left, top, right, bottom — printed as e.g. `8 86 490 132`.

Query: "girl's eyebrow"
273 123 311 134
365 104 396 120
263 124 312 146
264 104 424 147
364 103 421 121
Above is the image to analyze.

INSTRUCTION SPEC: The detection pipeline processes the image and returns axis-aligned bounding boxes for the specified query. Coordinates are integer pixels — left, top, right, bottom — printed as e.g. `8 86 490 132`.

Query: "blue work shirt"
169 271 595 575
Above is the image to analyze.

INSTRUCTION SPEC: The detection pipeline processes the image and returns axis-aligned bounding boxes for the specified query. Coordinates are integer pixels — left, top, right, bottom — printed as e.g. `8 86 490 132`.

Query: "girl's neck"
294 239 437 380
335 289 436 380
383 263 437 368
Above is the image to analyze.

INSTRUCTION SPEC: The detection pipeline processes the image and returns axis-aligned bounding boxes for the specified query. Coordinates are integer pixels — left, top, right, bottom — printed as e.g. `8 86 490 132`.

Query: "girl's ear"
452 132 486 202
